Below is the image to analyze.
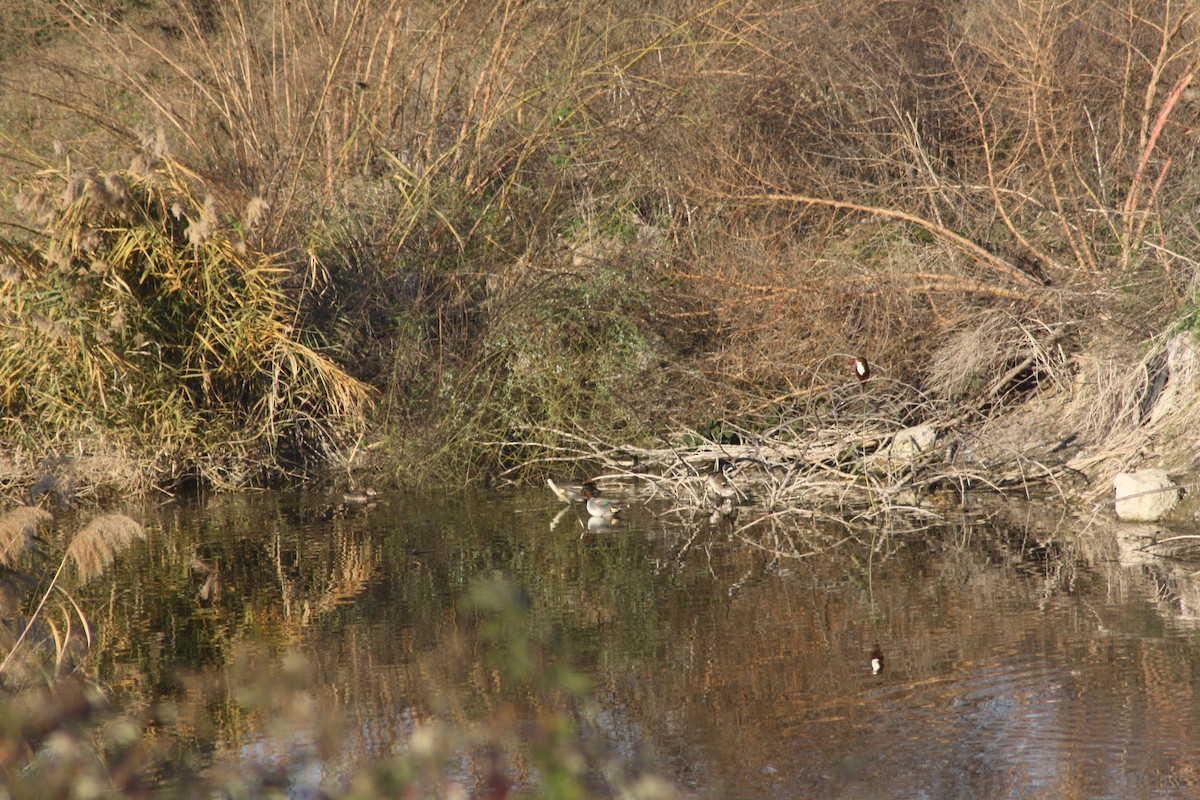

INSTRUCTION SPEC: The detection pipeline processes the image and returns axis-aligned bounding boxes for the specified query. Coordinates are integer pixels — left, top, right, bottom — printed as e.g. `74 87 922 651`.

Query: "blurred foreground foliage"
0 549 675 799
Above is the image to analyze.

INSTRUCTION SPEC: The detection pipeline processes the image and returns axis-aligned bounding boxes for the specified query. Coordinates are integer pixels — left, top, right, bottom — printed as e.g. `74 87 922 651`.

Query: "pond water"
96 488 1200 799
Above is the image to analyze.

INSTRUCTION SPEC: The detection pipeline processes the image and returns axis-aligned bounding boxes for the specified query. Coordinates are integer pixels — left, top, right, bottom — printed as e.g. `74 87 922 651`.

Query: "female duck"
343 487 378 505
547 478 598 504
706 461 738 502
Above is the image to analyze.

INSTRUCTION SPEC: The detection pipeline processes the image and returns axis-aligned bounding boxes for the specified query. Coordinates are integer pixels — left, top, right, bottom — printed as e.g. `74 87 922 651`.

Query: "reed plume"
65 514 145 583
0 513 144 681
243 197 269 230
0 507 51 567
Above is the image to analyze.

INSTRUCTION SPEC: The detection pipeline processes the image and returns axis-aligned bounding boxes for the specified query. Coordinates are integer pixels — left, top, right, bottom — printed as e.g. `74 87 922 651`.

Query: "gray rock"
864 423 939 473
888 423 938 460
1114 469 1179 521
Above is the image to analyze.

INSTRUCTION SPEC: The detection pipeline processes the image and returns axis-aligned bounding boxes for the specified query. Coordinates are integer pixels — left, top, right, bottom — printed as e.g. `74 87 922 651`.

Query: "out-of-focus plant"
0 506 144 688
0 567 678 799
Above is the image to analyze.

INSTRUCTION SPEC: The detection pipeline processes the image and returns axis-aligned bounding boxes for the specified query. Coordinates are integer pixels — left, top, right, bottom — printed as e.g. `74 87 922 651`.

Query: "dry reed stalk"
1121 64 1196 269
668 270 1030 303
0 507 51 567
730 192 1041 288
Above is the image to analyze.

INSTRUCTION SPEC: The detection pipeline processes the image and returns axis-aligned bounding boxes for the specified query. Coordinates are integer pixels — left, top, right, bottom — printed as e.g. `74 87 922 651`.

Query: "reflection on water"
104 489 1200 798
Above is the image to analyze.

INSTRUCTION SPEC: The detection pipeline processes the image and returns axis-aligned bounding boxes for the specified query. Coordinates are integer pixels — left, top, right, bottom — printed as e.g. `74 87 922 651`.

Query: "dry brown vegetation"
1 0 1198 497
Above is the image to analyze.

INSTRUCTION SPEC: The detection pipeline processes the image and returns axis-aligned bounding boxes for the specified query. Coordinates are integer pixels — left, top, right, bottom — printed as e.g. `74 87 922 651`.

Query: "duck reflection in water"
587 514 621 533
547 499 623 535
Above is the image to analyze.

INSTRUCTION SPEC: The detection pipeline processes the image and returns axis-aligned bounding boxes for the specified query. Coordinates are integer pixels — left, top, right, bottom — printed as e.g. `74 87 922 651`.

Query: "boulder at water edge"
1114 469 1180 522
889 423 938 460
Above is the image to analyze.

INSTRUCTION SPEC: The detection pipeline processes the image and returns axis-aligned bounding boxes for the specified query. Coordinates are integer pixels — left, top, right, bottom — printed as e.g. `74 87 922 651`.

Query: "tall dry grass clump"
0 144 371 491
28 0 717 483
56 0 683 245
926 312 1070 406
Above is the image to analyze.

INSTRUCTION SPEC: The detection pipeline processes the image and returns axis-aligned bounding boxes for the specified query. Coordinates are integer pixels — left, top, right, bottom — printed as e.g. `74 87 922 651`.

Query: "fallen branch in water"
508 377 1080 529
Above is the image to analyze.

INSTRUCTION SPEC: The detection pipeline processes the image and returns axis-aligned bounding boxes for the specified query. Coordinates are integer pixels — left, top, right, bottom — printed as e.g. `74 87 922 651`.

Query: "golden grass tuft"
926 311 1069 404
0 507 51 567
65 514 145 583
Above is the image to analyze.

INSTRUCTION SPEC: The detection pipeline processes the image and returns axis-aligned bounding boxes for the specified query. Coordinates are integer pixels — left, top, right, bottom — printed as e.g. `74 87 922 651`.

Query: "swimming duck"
582 485 623 518
547 478 598 504
343 488 378 505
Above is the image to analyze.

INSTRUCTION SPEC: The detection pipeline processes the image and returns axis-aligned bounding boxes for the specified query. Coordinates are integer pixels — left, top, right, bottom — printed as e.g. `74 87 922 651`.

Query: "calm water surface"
107 489 1200 799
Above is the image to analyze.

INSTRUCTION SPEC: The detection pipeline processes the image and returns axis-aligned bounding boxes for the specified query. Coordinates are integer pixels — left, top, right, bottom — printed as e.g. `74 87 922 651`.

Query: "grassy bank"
1 0 1197 497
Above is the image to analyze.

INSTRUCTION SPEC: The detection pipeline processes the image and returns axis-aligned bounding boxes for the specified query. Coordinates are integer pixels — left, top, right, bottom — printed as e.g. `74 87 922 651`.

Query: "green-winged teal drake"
582 485 624 518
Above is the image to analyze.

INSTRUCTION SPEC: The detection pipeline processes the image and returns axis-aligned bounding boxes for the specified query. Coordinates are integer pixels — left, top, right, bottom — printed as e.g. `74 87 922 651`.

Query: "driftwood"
507 407 1076 529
